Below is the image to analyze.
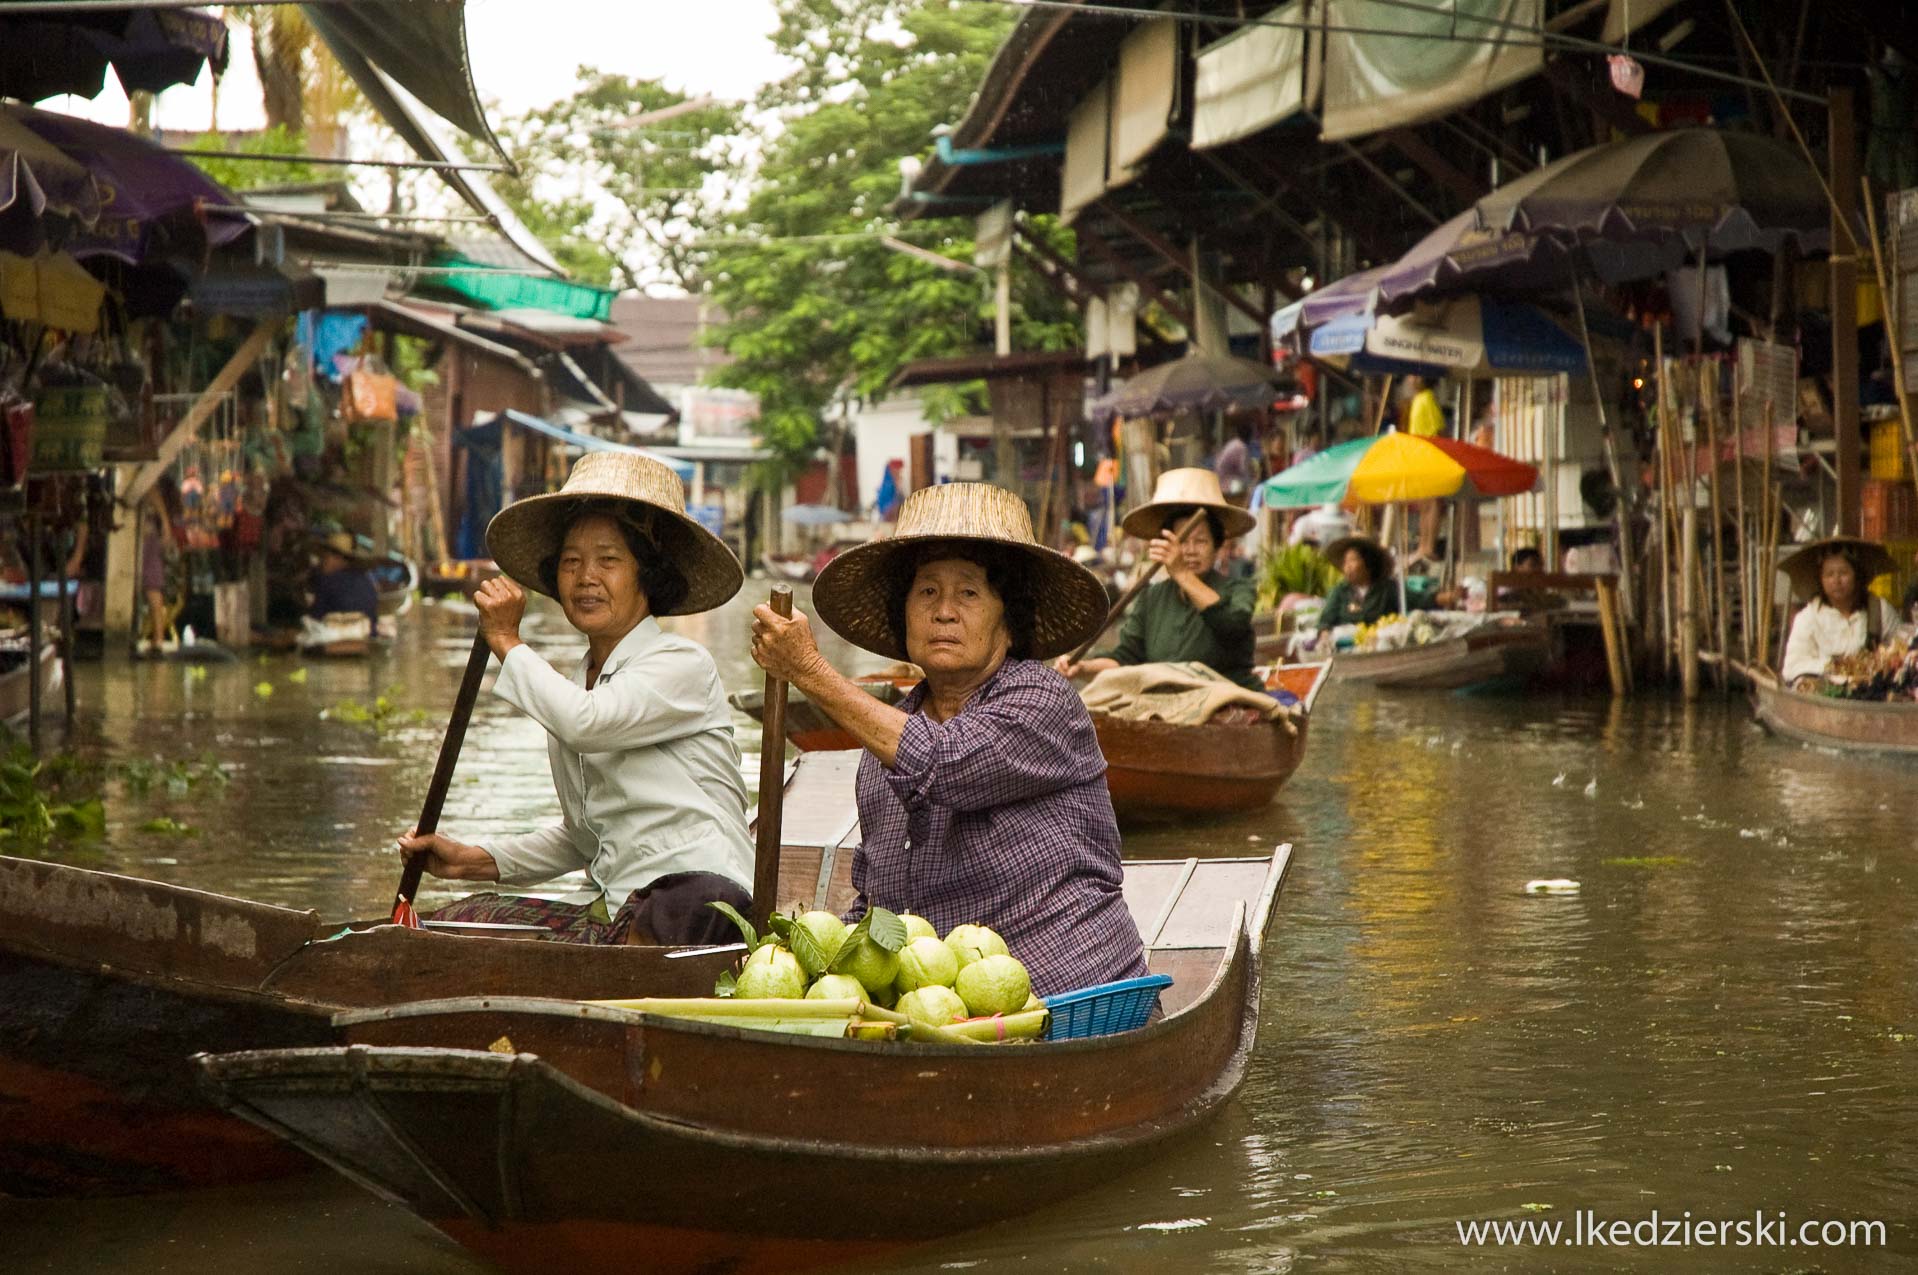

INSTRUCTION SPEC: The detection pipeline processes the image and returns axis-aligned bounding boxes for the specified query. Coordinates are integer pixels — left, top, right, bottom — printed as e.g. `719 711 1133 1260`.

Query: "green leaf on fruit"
828 912 873 974
866 906 906 953
787 919 837 977
706 900 757 950
712 969 737 998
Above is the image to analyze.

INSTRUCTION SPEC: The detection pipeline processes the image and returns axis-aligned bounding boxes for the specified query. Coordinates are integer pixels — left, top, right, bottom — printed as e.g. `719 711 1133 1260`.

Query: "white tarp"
1192 1 1321 151
1320 0 1542 142
1061 78 1113 224
1110 20 1181 178
1602 0 1685 43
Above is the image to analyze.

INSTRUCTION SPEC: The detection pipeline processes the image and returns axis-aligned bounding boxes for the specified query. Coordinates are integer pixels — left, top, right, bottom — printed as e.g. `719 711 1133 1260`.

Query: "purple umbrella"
1090 351 1283 422
0 111 102 254
0 6 228 103
3 105 247 264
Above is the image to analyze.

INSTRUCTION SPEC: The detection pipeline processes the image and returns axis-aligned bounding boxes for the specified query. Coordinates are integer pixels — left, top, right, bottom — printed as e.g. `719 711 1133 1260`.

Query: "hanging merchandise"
341 354 400 424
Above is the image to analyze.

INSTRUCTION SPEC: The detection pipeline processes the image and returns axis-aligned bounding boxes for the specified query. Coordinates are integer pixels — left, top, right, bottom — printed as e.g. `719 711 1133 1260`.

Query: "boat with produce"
1744 665 1918 754
1095 661 1329 818
1324 615 1550 690
0 640 62 728
196 843 1293 1275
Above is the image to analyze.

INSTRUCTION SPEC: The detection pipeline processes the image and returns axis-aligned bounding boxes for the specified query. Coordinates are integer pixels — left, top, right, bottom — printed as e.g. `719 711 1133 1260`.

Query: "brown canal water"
2 590 1914 1272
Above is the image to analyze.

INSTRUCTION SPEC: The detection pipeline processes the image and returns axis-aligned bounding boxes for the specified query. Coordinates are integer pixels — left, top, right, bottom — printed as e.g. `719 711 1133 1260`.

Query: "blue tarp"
451 410 695 560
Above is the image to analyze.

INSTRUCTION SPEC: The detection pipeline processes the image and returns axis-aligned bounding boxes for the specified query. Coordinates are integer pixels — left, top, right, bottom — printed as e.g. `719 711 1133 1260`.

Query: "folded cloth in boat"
301 612 372 645
1079 661 1292 728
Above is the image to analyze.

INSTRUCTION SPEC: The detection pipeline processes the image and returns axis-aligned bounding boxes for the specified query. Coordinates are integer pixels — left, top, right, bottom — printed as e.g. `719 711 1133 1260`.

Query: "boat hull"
1327 622 1549 690
1749 674 1918 754
0 641 62 727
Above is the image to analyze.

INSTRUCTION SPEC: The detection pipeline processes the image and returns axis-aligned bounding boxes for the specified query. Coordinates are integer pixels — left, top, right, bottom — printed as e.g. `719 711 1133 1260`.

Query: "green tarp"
429 257 615 321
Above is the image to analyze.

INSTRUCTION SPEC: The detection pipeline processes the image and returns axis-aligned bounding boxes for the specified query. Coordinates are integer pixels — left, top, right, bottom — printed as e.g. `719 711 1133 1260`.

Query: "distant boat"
1744 665 1918 755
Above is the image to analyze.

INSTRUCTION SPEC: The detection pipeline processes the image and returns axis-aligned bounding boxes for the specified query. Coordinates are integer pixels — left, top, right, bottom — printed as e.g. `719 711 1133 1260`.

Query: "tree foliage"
699 0 1079 474
489 71 740 292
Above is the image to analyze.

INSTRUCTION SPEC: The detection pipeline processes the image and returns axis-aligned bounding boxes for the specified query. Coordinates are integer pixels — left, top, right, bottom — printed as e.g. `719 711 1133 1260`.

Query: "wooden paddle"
751 585 794 930
391 630 494 928
1062 508 1210 667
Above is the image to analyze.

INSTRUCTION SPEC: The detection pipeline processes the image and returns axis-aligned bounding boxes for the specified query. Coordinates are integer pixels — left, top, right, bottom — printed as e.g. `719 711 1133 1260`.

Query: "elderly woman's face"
556 514 649 639
903 557 1010 679
1342 547 1372 586
1819 553 1858 610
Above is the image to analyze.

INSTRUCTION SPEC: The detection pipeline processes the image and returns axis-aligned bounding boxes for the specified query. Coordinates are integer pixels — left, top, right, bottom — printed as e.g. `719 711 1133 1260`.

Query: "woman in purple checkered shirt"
750 484 1148 997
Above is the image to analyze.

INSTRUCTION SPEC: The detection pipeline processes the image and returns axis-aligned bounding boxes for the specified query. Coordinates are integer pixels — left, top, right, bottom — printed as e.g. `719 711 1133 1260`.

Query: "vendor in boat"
1780 536 1899 690
396 453 755 944
1053 468 1262 690
307 530 381 634
748 482 1150 997
1316 535 1398 630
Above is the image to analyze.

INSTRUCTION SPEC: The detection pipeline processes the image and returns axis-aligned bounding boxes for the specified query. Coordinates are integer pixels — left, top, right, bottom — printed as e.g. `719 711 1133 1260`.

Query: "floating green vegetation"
1601 855 1688 870
137 817 195 836
322 687 430 736
116 753 231 798
0 747 106 852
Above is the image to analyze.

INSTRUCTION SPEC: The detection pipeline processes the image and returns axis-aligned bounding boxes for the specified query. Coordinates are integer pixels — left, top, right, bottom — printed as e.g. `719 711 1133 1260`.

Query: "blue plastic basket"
1042 974 1173 1040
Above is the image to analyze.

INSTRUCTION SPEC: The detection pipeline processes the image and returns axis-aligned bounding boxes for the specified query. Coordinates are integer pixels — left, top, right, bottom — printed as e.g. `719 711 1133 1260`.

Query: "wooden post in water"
25 511 41 755
1702 365 1729 690
1732 395 1750 665
752 585 795 931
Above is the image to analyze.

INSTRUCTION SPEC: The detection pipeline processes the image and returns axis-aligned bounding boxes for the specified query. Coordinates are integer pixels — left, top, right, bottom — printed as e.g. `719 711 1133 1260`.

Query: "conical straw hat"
812 482 1109 660
485 452 743 615
1778 535 1894 603
1321 534 1393 583
1121 467 1257 540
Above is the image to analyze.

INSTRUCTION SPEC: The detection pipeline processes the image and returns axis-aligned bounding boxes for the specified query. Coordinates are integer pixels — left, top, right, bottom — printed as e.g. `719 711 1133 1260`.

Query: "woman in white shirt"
1780 537 1897 690
396 453 754 945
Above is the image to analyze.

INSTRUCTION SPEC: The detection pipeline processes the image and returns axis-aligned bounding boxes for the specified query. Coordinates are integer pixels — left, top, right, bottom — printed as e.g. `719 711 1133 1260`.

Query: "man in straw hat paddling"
749 483 1148 998
1779 536 1898 691
396 453 755 944
1054 468 1263 690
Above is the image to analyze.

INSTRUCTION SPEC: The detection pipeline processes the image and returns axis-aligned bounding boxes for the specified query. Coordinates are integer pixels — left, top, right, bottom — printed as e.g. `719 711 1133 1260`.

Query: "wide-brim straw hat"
309 529 377 567
485 452 743 615
1322 534 1394 583
812 482 1109 661
1120 467 1257 540
1779 535 1895 603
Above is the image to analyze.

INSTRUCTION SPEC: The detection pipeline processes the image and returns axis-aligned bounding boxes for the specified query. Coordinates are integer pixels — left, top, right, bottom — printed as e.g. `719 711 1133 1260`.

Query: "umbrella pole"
1571 274 1636 634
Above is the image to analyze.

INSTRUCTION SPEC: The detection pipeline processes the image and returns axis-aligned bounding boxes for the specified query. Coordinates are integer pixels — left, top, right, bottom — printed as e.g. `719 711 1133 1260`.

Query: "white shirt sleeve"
484 822 587 886
493 641 715 754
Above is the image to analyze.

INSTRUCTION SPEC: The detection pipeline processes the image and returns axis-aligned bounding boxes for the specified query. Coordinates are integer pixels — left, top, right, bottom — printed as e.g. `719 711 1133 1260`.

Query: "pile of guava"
711 903 1037 1031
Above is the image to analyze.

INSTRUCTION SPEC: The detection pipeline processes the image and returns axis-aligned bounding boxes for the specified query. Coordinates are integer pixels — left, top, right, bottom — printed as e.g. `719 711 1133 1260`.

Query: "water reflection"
3 600 1916 1270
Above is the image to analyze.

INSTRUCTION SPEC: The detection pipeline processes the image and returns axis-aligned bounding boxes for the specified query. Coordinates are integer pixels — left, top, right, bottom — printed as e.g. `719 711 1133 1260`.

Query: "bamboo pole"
1859 179 1918 506
1596 575 1628 697
1653 329 1676 677
1758 397 1781 670
1732 393 1750 664
1703 364 1730 690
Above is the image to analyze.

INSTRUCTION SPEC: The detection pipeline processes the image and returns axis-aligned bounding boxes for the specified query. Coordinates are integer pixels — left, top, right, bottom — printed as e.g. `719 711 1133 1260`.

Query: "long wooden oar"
391 630 493 928
1062 508 1209 667
751 586 794 930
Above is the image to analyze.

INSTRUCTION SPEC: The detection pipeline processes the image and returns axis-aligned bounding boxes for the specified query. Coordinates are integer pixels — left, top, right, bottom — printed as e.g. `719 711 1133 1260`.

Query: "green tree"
699 0 1080 475
180 125 325 189
489 71 741 292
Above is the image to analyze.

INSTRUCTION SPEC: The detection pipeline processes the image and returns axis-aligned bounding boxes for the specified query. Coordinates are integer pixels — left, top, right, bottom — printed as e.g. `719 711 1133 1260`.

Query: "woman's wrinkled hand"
751 603 827 684
1147 531 1193 582
396 826 498 882
474 576 526 655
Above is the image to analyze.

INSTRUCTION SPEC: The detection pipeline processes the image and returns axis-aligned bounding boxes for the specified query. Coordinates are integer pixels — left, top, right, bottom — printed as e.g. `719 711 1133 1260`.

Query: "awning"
1110 20 1180 177
430 255 613 318
0 247 104 332
0 4 228 103
1060 78 1113 224
302 1 506 163
1320 0 1542 142
476 409 695 478
1192 1 1321 151
1309 296 1587 377
187 261 324 317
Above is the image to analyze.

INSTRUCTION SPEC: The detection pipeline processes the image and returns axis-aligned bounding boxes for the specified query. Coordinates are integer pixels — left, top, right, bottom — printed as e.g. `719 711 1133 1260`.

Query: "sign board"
30 384 109 472
1892 189 1918 396
973 201 1012 269
1734 337 1798 437
679 386 760 445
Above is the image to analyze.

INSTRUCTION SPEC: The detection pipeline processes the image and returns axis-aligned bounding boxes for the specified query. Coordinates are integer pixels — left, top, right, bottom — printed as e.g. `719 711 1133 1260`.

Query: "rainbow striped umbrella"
1261 429 1539 509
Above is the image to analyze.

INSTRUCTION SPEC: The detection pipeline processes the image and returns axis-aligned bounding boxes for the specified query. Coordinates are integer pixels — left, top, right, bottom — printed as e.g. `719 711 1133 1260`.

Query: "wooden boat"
760 551 817 583
371 553 418 619
0 750 869 1199
1746 666 1918 755
1096 661 1329 819
1326 617 1550 690
731 672 921 751
197 845 1292 1275
421 559 500 599
0 640 62 728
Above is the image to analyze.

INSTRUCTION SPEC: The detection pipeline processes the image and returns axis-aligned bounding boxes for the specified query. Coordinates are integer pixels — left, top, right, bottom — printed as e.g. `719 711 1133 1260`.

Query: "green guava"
896 984 968 1029
954 953 1031 1017
836 936 900 998
893 936 960 994
897 913 938 943
943 923 1009 971
795 910 847 958
805 973 869 1002
733 945 807 999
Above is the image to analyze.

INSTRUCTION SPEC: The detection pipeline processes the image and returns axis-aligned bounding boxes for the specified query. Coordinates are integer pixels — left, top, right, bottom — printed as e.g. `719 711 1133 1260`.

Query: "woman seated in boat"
1053 469 1262 690
396 453 754 945
1315 535 1398 630
1780 537 1899 691
305 531 381 637
748 482 1149 998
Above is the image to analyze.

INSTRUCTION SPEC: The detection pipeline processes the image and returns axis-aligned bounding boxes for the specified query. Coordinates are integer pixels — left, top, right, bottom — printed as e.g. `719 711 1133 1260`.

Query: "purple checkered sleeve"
846 658 1149 998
